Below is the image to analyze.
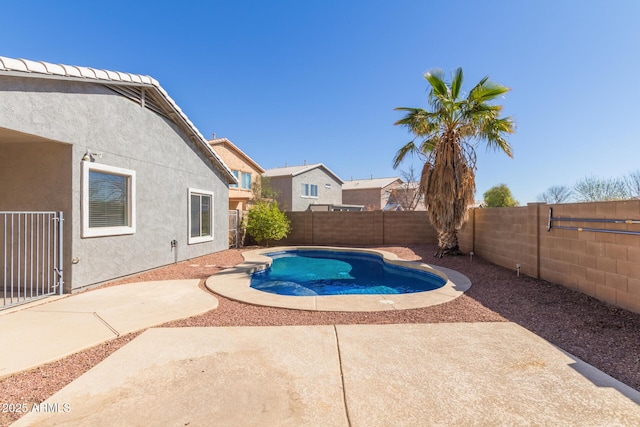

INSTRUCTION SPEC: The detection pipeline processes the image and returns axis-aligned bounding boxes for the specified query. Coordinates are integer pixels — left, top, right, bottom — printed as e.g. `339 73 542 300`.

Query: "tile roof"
0 56 236 185
209 138 265 173
342 177 403 190
0 56 157 85
263 163 344 184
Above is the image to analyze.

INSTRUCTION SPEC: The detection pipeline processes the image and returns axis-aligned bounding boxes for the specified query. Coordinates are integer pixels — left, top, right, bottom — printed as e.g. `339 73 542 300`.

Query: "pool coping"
205 246 471 312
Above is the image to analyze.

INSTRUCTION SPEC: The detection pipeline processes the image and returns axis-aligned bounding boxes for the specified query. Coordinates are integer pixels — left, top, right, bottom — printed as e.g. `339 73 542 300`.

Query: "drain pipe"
516 263 521 277
171 240 178 264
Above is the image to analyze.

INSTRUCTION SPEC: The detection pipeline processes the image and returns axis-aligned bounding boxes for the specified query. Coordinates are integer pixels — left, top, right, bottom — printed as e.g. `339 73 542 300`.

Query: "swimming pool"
205 246 471 312
250 250 446 296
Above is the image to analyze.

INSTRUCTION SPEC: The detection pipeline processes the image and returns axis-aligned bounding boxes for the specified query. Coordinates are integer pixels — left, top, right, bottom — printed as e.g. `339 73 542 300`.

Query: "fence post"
57 211 64 294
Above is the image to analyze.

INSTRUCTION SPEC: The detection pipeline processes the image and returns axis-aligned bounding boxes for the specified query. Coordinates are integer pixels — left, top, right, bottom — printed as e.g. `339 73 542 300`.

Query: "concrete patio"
0 280 218 378
12 323 640 426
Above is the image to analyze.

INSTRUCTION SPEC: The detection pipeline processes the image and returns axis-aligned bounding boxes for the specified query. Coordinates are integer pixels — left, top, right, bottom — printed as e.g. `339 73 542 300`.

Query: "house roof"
209 137 265 173
0 56 237 185
343 177 403 190
263 163 345 184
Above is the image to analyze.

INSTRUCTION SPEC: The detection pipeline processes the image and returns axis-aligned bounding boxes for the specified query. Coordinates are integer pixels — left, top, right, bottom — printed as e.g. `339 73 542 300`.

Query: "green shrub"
244 201 291 246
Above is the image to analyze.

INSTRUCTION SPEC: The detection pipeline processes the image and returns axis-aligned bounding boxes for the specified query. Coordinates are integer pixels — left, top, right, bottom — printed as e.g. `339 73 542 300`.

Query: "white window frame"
301 183 319 199
188 188 214 244
81 162 136 238
230 170 239 188
241 172 252 190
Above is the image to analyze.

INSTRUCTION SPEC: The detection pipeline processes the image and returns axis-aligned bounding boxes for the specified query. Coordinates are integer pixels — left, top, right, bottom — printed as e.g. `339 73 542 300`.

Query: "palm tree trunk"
435 229 463 258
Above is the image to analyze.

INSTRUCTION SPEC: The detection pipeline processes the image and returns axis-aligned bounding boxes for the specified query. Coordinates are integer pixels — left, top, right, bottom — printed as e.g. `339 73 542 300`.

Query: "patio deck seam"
93 312 120 337
333 325 352 427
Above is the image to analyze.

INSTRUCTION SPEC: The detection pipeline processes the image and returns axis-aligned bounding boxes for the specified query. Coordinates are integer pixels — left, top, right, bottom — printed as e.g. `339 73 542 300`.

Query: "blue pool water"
250 250 446 296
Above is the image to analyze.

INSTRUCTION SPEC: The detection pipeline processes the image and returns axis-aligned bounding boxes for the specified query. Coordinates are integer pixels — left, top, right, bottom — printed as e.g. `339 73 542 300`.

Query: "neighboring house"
342 177 403 211
0 56 236 297
209 137 265 213
209 137 265 247
263 163 346 211
388 181 426 211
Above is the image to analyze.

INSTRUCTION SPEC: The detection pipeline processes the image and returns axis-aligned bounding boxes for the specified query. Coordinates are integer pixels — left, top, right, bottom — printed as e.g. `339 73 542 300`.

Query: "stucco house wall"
291 168 342 211
342 188 380 210
264 163 344 211
342 178 402 211
267 175 294 210
0 70 232 292
209 138 265 213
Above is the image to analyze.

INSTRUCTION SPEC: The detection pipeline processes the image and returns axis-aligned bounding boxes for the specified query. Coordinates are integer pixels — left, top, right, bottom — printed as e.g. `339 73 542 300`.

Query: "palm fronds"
393 67 514 256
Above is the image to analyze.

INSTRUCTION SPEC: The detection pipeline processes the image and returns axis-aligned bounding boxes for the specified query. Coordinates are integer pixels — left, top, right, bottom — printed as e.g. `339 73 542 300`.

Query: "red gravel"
1 244 639 426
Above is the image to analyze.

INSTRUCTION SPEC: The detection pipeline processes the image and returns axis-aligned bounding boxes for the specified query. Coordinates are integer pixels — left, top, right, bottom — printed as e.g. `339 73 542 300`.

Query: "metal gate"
229 210 238 248
1 211 64 309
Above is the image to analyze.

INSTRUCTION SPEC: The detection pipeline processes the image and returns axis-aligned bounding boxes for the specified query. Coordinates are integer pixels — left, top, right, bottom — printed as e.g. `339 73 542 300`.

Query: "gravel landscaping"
2 244 639 426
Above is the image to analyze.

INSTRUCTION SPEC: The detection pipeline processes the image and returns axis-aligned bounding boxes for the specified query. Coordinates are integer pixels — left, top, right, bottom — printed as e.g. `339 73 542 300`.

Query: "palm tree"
393 68 515 257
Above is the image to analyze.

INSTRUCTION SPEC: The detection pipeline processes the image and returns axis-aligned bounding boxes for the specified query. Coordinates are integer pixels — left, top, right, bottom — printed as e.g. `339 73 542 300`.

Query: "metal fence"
1 211 64 309
229 210 238 248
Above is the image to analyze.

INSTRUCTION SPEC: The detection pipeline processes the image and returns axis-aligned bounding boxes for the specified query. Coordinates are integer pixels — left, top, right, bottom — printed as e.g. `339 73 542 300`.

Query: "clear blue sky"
3 0 640 203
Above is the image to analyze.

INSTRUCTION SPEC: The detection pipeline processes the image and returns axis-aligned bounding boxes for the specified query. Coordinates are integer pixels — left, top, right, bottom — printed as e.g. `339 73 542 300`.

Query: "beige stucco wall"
342 188 386 210
211 142 262 211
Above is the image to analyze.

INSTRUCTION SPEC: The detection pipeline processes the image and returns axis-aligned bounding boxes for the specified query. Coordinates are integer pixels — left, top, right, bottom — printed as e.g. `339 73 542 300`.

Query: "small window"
230 170 239 188
301 183 318 198
325 183 332 189
189 188 214 244
241 172 251 190
82 162 136 238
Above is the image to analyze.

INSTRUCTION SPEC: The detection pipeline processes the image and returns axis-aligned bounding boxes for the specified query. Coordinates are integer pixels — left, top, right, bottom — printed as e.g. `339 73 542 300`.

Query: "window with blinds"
81 162 136 238
89 171 128 227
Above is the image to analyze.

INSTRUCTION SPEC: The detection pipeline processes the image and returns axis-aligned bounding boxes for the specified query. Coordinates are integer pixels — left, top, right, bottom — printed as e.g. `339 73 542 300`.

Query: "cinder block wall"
538 200 640 313
277 201 640 314
467 201 640 314
471 204 540 278
383 211 438 244
280 211 437 246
